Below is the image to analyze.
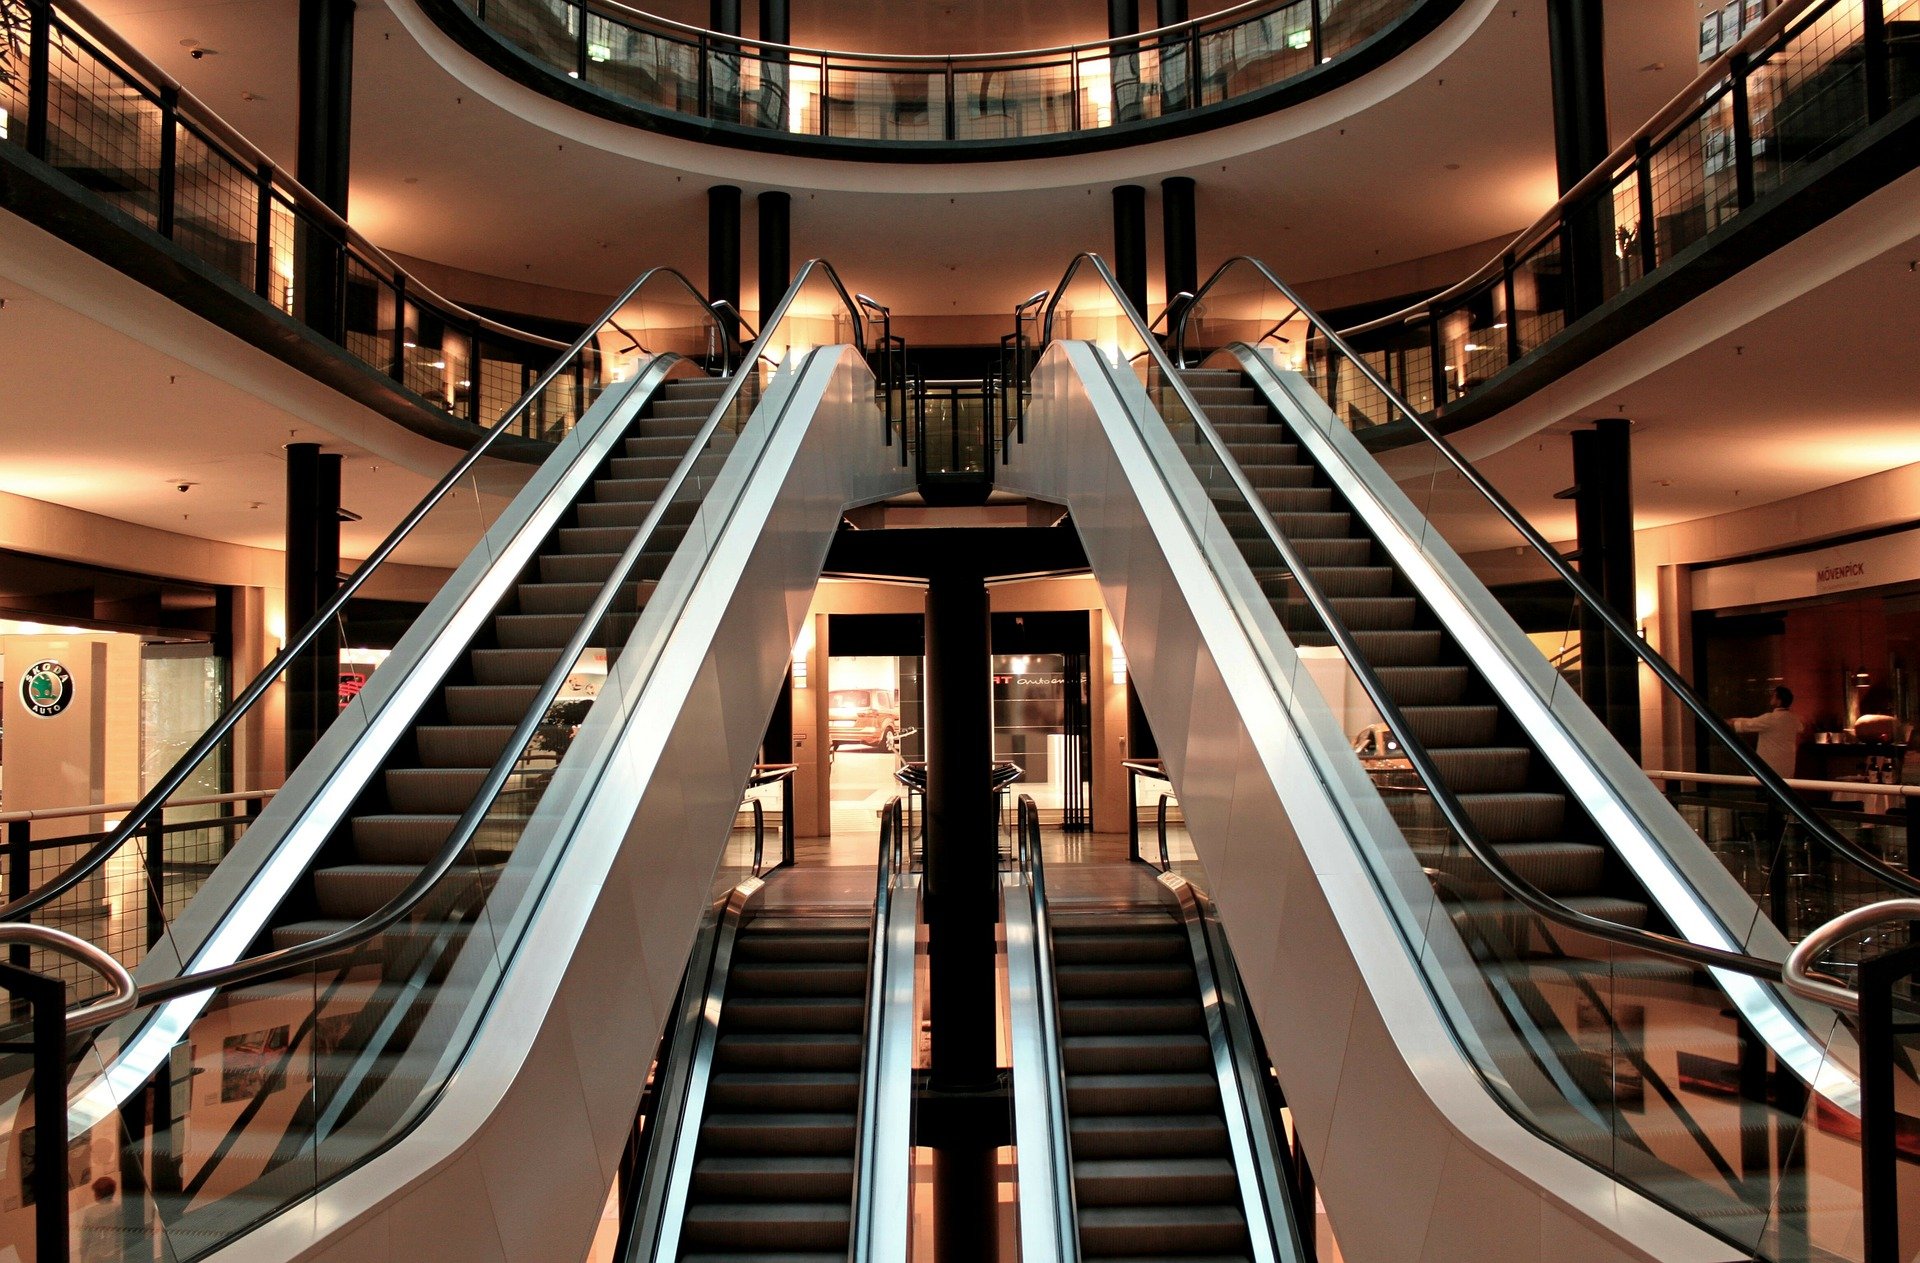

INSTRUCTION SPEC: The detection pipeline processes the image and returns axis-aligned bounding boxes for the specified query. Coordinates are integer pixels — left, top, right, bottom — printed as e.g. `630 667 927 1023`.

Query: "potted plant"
1 0 35 98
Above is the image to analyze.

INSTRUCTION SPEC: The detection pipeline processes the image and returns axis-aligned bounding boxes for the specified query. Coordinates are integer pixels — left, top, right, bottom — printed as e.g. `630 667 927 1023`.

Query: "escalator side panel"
996 342 1734 1263
208 348 913 1263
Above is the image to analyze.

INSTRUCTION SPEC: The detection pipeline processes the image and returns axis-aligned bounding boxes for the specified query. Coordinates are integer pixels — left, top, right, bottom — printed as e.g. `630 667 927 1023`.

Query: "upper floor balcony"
426 0 1460 158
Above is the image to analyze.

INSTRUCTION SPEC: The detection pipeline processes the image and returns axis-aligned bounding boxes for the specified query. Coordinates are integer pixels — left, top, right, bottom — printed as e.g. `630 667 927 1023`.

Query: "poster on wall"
221 1025 290 1102
1699 11 1723 60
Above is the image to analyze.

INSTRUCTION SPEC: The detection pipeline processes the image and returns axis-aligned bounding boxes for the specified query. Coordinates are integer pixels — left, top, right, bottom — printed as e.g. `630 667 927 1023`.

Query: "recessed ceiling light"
1444 162 1462 170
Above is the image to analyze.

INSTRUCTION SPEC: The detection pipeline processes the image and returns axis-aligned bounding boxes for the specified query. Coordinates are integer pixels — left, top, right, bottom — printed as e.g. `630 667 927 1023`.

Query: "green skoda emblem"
20 660 74 718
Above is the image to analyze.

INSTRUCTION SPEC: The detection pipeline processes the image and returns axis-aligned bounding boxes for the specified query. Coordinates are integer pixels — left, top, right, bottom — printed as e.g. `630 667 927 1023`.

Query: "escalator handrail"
1785 898 1920 1015
0 265 732 926
623 877 764 1263
849 797 911 1263
123 266 852 1008
1014 794 1081 1263
1170 253 1920 902
1159 873 1302 1263
1041 251 1796 985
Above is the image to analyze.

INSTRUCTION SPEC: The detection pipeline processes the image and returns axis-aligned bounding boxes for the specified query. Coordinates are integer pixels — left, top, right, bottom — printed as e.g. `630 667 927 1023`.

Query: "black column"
285 445 342 769
1109 0 1142 122
757 0 788 130
709 185 742 344
1547 0 1610 319
710 0 739 31
1112 185 1148 320
923 563 998 1263
758 0 787 41
1157 0 1191 110
1161 175 1198 329
758 191 792 323
1571 420 1639 756
295 0 353 341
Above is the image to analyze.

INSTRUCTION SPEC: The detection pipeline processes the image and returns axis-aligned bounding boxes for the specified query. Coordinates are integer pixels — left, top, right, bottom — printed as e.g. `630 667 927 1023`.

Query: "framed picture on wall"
1744 0 1769 29
1723 1 1747 42
1700 12 1723 61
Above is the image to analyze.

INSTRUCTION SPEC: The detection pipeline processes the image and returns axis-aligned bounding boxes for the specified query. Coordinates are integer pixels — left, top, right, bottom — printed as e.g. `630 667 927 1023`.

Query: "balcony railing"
0 0 604 440
1306 0 1920 426
447 0 1442 151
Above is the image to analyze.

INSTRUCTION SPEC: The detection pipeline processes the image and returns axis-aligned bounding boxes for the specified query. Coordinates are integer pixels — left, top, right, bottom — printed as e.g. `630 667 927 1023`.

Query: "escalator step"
1052 931 1189 964
1371 664 1471 706
1062 1033 1210 1073
1199 403 1272 427
1073 1157 1240 1206
312 863 493 919
351 814 460 864
715 1032 863 1071
1256 566 1395 600
1059 998 1205 1035
699 1113 857 1155
1067 1073 1219 1115
494 611 631 649
443 684 540 726
589 476 671 504
1055 962 1196 999
708 1072 860 1111
1398 704 1500 747
680 1202 850 1251
1276 596 1417 632
1288 537 1373 567
691 1155 856 1200
729 960 869 995
1388 790 1567 842
515 580 652 615
1451 894 1650 931
537 551 622 584
607 454 682 480
1247 485 1335 514
1077 1204 1249 1255
732 930 871 962
469 647 566 686
1420 840 1608 897
415 724 517 766
720 996 865 1033
384 767 489 814
1070 1114 1230 1158
1287 629 1443 666
575 498 695 529
1235 462 1317 489
1423 746 1532 791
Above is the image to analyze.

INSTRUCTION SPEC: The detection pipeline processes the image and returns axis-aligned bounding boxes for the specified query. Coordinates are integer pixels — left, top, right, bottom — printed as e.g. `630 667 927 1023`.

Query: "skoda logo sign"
20 660 74 718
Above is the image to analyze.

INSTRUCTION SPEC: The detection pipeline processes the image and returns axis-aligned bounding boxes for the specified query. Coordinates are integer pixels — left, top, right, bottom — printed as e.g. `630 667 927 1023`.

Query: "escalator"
625 803 916 1263
999 253 1920 1263
0 261 916 1263
1008 799 1303 1263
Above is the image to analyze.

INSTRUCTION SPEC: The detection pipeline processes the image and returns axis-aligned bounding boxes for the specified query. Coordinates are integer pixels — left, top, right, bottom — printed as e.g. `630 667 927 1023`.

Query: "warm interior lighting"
791 621 814 688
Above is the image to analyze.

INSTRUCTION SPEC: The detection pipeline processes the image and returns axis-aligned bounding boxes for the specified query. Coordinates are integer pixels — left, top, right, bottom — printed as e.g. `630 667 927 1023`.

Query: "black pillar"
924 563 998 1263
1112 185 1148 321
1156 0 1187 24
1547 0 1610 319
758 0 787 42
758 191 792 323
285 445 342 770
1157 0 1191 110
710 0 739 32
297 0 354 213
1109 0 1142 122
1161 176 1198 328
709 185 742 344
295 0 353 341
1571 420 1639 756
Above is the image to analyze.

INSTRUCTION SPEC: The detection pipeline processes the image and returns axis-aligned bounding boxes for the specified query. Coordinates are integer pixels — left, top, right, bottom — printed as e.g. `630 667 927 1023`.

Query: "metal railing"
1306 0 1920 423
848 797 914 1263
0 790 272 1000
452 0 1439 148
0 265 732 965
1009 795 1078 1263
0 0 613 435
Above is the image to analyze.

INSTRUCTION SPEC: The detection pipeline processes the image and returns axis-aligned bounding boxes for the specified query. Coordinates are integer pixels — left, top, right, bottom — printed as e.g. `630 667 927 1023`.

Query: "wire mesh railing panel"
172 123 259 288
44 22 163 230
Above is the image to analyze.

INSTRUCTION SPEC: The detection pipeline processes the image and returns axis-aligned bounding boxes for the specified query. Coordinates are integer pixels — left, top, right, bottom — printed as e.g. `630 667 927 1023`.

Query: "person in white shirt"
1731 686 1803 780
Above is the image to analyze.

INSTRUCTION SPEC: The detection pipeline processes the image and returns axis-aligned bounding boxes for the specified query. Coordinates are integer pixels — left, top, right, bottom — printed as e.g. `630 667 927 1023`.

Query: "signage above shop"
19 660 74 718
1695 527 1920 610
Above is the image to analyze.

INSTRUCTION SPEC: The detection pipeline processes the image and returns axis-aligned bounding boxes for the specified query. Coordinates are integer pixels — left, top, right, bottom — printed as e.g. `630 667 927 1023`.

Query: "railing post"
1634 136 1659 279
782 773 795 868
24 0 50 160
1186 25 1201 109
1863 0 1890 123
750 798 766 875
944 61 957 139
820 59 831 137
1156 793 1172 871
145 811 167 951
1501 253 1521 364
1425 313 1446 409
1071 52 1082 131
575 1 590 82
6 819 29 976
1857 941 1920 1263
253 164 275 301
697 33 711 117
1730 55 1756 210
389 274 408 383
1127 767 1140 863
156 87 179 239
0 962 71 1262
466 320 484 424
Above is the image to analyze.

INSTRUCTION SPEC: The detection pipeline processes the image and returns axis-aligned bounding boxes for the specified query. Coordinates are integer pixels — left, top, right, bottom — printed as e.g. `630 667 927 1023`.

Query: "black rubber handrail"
0 266 729 925
1171 253 1920 904
98 260 871 1010
1043 252 1795 984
